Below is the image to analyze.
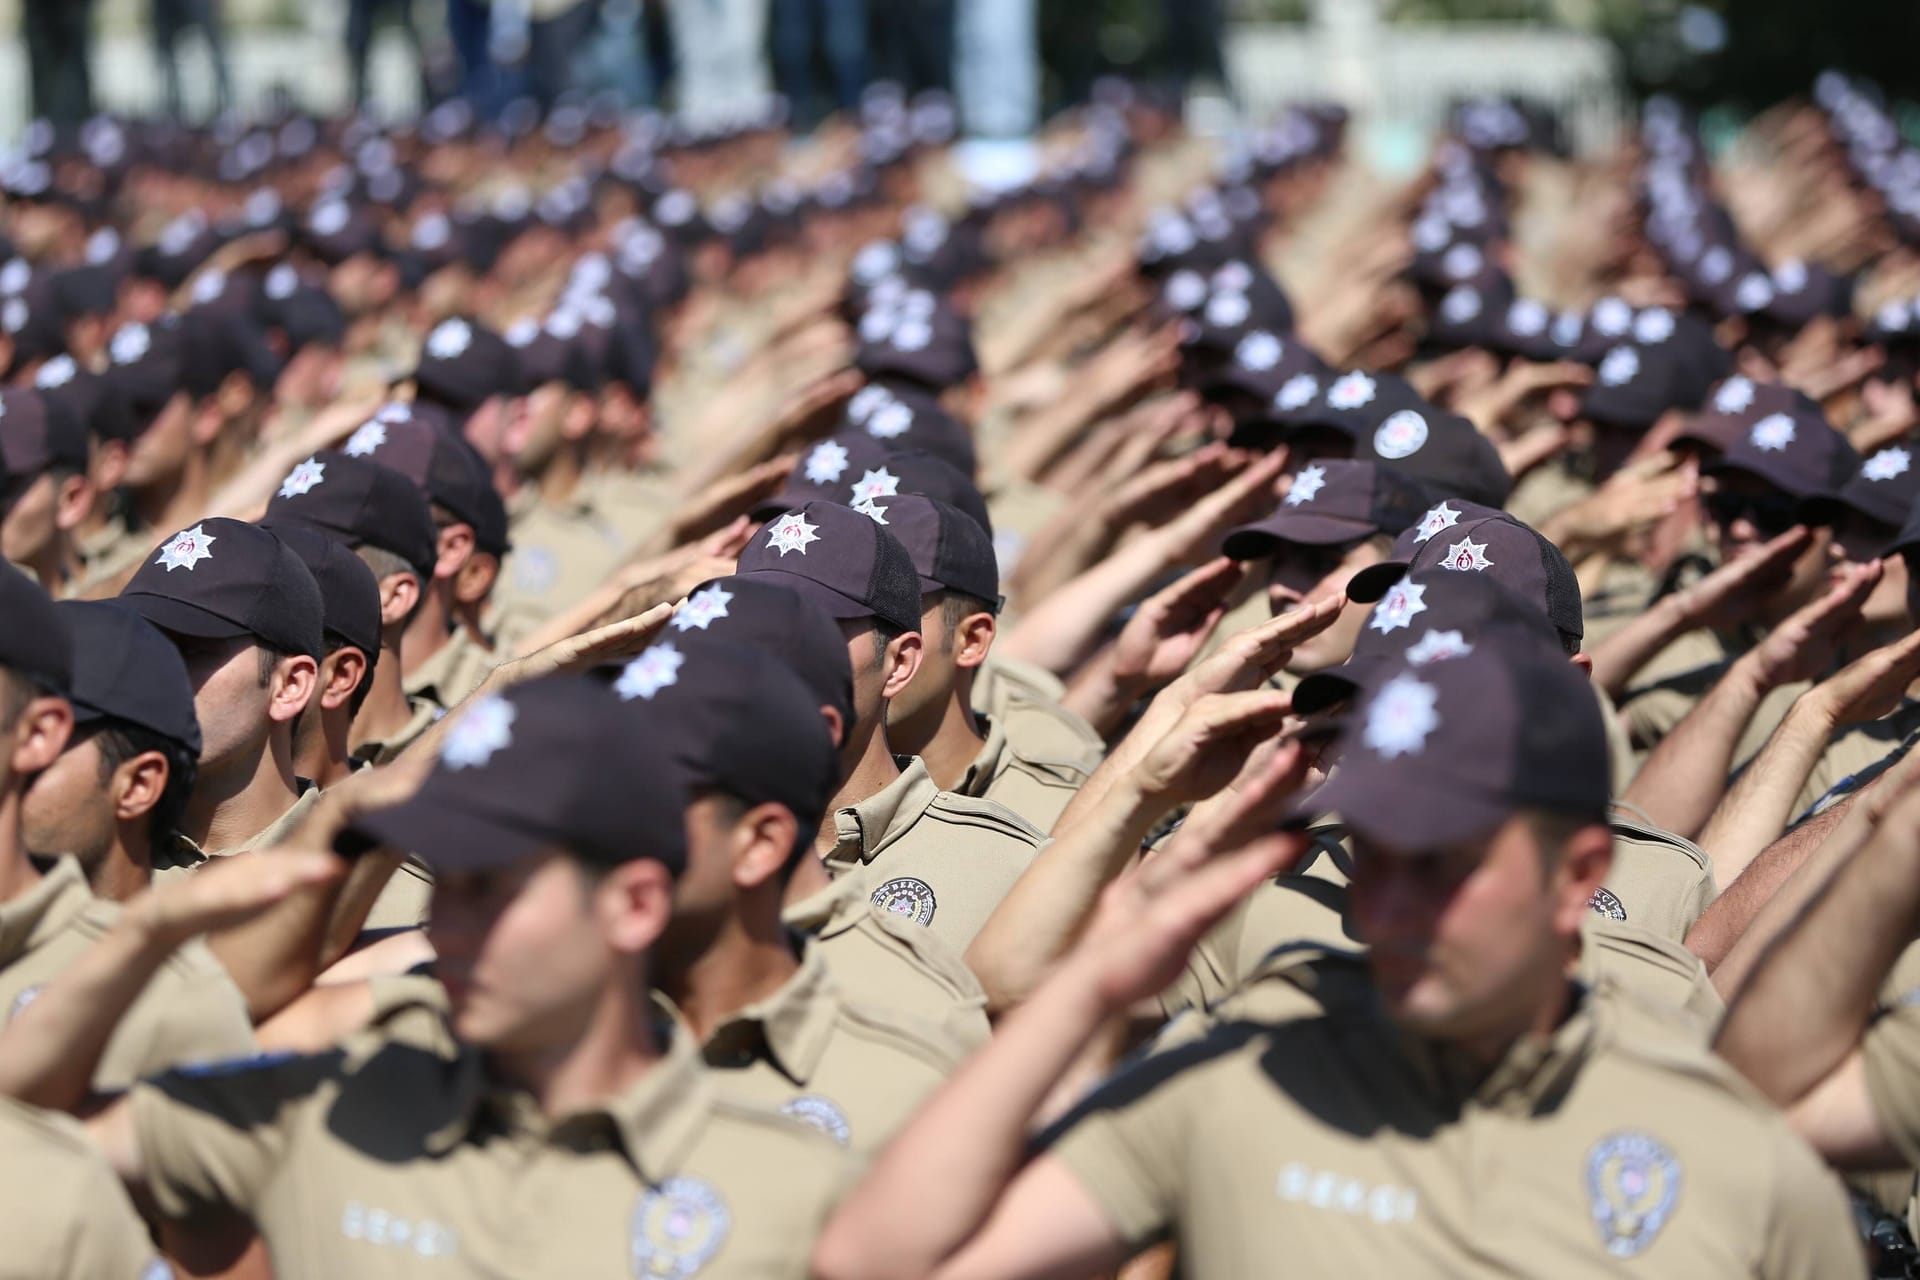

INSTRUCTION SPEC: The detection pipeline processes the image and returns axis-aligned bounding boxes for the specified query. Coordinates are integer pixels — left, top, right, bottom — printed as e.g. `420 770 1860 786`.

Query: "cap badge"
765 511 821 557
1415 502 1461 542
630 1177 730 1278
1369 581 1428 635
1586 1131 1681 1257
426 318 472 361
673 586 734 632
614 643 685 701
441 695 515 769
1162 270 1206 312
1506 299 1548 336
1284 464 1327 507
871 876 938 927
1363 674 1440 758
850 467 901 504
110 322 151 365
1877 299 1914 333
264 263 299 300
1441 242 1482 280
1405 629 1473 665
847 385 892 424
891 317 932 352
308 199 350 236
1204 291 1250 329
1734 272 1775 312
1597 347 1639 387
1864 447 1912 482
1327 371 1376 411
1373 410 1429 460
375 402 413 424
1591 296 1633 336
1236 330 1282 371
1712 376 1754 414
277 457 327 499
1212 261 1254 293
1275 373 1319 411
804 440 850 485
1749 413 1795 452
1632 308 1675 344
867 402 914 440
1587 887 1628 921
34 355 75 389
781 1095 853 1147
344 421 387 457
854 497 890 525
155 524 217 573
1773 259 1808 293
1441 537 1493 573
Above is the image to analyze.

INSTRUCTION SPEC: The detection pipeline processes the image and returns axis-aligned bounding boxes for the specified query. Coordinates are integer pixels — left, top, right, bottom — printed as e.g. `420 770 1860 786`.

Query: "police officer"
0 566 253 1090
19 676 851 1278
0 385 91 595
814 629 1862 1278
267 525 383 791
21 600 201 901
116 518 325 872
612 637 967 1153
736 500 1048 950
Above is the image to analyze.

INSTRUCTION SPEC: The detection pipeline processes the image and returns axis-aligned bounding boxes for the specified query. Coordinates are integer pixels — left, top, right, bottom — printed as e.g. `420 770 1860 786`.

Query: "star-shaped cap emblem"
1405 629 1473 665
1363 674 1440 758
854 497 890 524
671 585 734 632
1327 371 1376 410
804 440 850 485
442 695 515 769
1441 537 1493 573
1285 464 1327 507
1864 447 1912 482
850 467 901 504
765 512 821 557
344 421 387 457
278 457 327 499
1369 581 1427 634
1275 373 1318 411
426 318 472 360
155 524 217 572
614 643 685 701
1749 413 1795 452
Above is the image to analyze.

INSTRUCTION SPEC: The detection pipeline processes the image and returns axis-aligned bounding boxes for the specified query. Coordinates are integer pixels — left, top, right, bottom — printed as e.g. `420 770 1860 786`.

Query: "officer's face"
656 795 741 973
0 472 57 569
121 395 193 489
1351 816 1579 1052
171 635 272 771
1266 540 1385 673
429 853 619 1054
19 733 116 866
889 601 960 727
1704 475 1832 622
1829 513 1905 627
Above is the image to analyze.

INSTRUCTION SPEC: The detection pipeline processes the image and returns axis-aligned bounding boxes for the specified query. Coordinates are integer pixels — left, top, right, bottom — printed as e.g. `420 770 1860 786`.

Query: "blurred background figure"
666 0 773 126
22 0 96 130
770 0 867 129
346 0 426 111
875 0 952 96
151 0 233 120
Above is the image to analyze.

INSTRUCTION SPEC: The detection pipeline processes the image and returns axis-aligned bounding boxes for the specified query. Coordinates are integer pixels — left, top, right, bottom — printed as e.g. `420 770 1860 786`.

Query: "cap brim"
1706 457 1824 502
119 593 252 642
1345 560 1410 604
1289 766 1512 852
1222 512 1376 558
349 790 551 873
1292 669 1361 715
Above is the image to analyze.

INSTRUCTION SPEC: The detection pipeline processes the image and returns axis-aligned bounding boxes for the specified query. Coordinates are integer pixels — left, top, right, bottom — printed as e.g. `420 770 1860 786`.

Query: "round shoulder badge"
870 877 937 928
1586 1131 1681 1257
1587 887 1627 921
630 1176 730 1277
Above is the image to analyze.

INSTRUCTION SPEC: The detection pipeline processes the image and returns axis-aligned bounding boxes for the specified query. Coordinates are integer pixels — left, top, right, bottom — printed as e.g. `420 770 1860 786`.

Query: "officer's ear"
561 392 596 443
597 857 675 956
816 705 845 749
52 470 94 534
1568 652 1594 678
1549 821 1614 937
112 750 170 823
378 572 422 630
266 653 321 725
435 523 475 582
90 438 129 494
455 550 499 606
881 630 924 700
953 611 995 670
318 647 370 713
731 801 800 891
8 694 73 776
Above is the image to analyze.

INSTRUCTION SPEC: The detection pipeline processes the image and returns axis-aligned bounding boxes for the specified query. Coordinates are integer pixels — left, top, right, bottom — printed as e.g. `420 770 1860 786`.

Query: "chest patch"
1586 887 1627 921
781 1095 852 1147
869 877 937 928
631 1176 730 1276
1586 1131 1681 1257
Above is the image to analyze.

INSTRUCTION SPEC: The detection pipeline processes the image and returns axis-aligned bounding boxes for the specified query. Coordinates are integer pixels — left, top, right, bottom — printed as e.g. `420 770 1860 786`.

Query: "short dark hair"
0 668 30 731
866 616 907 675
256 643 300 688
933 590 997 646
356 544 429 629
89 720 198 845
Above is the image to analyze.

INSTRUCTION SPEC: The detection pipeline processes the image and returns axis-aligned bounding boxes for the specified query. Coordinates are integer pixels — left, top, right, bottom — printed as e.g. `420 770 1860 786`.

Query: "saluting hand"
127 849 345 951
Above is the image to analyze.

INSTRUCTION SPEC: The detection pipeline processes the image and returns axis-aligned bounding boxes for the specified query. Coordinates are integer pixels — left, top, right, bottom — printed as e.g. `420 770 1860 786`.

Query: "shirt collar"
0 856 92 966
1399 981 1598 1112
164 782 321 869
956 718 1009 798
699 944 839 1085
827 756 940 872
351 697 442 768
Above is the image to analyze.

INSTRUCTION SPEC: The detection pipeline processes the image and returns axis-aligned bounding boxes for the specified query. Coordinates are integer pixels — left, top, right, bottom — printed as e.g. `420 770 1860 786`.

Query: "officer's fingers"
1250 594 1346 653
141 850 346 944
1153 834 1312 934
1154 557 1244 617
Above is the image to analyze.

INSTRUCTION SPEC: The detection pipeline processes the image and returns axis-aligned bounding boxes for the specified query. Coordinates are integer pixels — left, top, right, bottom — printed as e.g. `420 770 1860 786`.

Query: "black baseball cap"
1671 375 1813 455
1293 569 1563 714
1282 370 1511 506
840 379 976 476
349 675 688 875
339 405 512 556
55 600 201 755
736 500 923 634
877 494 1001 606
763 439 994 538
658 574 855 731
1221 460 1431 557
1704 402 1859 503
608 638 838 829
1347 508 1583 651
853 294 978 391
262 448 438 579
1804 445 1920 534
119 518 326 659
0 562 71 693
265 523 382 661
412 316 525 416
1293 628 1609 851
0 386 87 479
102 315 187 422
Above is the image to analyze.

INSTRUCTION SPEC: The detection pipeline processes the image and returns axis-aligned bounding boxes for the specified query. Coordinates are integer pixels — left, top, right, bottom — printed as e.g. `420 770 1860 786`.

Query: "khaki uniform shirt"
1619 627 1805 760
487 488 630 652
404 626 497 713
156 784 323 881
132 1007 850 1279
824 756 1047 952
0 857 254 1089
1050 954 1859 1277
351 696 442 769
694 944 964 1155
952 712 1094 834
1791 700 1920 825
1860 941 1920 1169
783 872 991 1053
577 467 674 550
1591 809 1717 943
68 518 154 600
0 1096 170 1279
